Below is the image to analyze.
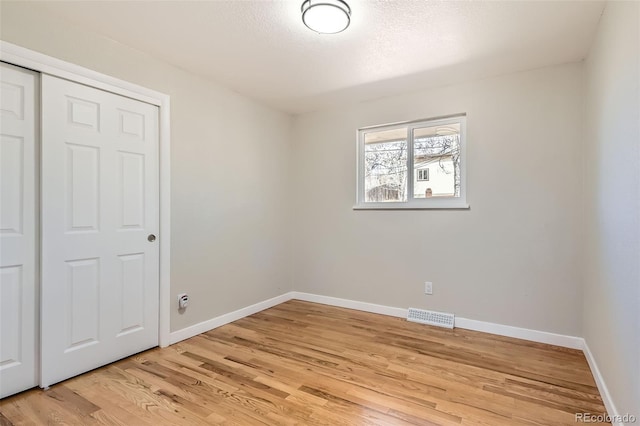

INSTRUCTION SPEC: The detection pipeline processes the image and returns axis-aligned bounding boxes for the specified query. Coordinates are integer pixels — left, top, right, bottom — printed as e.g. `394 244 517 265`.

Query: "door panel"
117 151 145 229
41 74 159 387
0 266 23 365
117 253 145 335
66 143 100 231
0 135 24 234
65 258 100 350
0 62 38 398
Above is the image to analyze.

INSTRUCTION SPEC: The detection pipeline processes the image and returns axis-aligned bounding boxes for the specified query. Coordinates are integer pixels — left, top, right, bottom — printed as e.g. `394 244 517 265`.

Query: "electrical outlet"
177 293 189 309
425 281 433 295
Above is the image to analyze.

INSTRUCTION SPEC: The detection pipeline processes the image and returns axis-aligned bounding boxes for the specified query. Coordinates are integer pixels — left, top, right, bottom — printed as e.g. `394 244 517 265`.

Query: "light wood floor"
0 300 607 425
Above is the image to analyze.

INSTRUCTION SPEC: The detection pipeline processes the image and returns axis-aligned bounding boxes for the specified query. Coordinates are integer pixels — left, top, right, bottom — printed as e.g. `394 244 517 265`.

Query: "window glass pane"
413 123 460 199
364 128 408 202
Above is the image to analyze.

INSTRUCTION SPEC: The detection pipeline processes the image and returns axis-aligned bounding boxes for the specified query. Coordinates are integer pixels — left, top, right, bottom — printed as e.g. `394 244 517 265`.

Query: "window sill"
353 202 470 210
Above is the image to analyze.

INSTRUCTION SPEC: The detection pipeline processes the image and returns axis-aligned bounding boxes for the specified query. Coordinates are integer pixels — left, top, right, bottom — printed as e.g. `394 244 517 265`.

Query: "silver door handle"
147 234 156 242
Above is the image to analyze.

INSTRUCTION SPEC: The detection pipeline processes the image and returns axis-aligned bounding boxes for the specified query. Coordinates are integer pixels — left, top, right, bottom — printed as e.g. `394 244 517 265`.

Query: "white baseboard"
582 340 622 425
167 291 615 424
453 317 584 349
290 292 583 348
168 292 293 345
170 291 584 349
290 292 408 318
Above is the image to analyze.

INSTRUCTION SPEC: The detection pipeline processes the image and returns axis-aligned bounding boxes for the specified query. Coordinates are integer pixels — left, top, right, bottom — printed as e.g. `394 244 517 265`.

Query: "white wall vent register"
407 308 455 329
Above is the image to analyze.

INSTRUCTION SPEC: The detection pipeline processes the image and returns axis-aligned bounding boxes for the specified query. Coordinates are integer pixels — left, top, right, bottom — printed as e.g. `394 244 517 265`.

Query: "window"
356 115 468 209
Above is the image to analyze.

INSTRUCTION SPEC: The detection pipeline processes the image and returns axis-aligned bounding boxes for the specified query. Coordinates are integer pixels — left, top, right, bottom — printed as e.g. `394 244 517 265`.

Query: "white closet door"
41 74 159 387
0 63 38 398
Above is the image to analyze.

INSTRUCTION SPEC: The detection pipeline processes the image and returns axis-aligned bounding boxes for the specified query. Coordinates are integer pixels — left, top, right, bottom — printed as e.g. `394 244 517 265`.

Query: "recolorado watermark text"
575 413 637 423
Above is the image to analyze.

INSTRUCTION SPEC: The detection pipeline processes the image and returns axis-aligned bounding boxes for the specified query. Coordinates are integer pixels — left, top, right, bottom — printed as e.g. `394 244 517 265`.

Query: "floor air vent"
407 308 455 329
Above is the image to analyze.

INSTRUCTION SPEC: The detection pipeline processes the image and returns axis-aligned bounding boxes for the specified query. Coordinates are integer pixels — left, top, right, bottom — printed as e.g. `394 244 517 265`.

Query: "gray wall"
291 63 585 336
583 1 640 420
0 1 294 332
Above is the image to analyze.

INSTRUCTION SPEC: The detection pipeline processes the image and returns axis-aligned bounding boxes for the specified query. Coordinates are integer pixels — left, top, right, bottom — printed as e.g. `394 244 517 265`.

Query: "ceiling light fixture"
301 0 351 34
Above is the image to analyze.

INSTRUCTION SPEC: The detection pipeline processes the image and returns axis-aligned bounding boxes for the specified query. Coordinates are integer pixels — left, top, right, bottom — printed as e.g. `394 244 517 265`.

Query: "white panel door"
41 74 159 387
0 62 38 398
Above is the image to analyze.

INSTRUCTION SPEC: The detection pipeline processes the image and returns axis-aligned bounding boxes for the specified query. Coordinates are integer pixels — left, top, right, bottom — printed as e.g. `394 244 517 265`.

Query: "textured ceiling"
37 0 605 114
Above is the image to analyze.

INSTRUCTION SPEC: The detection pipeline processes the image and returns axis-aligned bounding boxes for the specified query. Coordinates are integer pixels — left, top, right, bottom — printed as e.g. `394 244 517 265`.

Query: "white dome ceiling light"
301 0 351 34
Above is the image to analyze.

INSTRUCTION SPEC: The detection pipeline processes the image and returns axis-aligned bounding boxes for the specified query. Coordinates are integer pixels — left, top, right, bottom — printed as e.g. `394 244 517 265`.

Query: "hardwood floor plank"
0 300 607 425
0 411 14 426
44 386 100 417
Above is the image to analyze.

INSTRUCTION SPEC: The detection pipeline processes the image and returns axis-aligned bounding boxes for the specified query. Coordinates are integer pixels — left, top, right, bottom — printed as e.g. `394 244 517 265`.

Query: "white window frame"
417 169 430 181
355 114 469 210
